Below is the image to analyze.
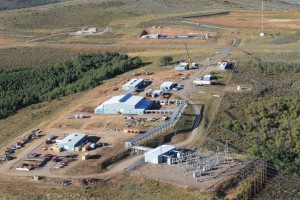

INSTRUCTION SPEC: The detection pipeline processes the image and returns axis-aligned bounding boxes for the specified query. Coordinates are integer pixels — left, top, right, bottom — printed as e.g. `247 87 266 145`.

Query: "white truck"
193 78 211 86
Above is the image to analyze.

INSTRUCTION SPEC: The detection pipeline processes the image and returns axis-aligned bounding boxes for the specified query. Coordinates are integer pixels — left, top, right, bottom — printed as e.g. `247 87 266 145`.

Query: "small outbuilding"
77 28 97 35
144 145 176 164
57 133 87 151
122 78 144 91
220 62 233 70
203 75 212 81
175 62 189 71
160 82 174 91
153 90 162 97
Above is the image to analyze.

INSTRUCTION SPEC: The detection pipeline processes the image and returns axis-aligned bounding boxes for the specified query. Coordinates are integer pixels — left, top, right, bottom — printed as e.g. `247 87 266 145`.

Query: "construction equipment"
132 70 153 76
184 42 192 70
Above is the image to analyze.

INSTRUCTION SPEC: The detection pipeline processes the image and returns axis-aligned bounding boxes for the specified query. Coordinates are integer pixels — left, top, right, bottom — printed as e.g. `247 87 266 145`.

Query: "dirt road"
0 37 238 181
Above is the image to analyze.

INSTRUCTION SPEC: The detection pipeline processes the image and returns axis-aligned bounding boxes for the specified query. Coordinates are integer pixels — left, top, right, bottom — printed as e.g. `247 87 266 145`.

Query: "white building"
160 82 174 91
77 28 98 35
94 93 153 115
203 75 212 81
57 133 87 151
122 78 144 91
144 145 176 164
193 78 211 85
175 62 189 71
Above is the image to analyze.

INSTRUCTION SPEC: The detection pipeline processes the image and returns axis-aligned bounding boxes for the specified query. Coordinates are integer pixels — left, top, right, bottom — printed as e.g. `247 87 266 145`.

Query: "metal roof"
203 75 212 81
144 145 175 157
135 99 152 109
177 62 188 67
95 93 151 110
160 82 174 88
59 133 86 147
126 95 144 106
122 78 144 88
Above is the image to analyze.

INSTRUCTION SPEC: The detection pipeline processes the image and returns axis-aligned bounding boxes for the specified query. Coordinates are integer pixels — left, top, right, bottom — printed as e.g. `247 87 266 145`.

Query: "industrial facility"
57 133 88 151
144 145 176 164
122 78 144 91
94 93 153 115
160 82 175 91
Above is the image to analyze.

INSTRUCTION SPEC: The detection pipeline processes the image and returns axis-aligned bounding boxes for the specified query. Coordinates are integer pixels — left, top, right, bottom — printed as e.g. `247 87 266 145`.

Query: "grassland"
0 0 70 11
0 0 298 34
0 45 76 69
0 174 216 200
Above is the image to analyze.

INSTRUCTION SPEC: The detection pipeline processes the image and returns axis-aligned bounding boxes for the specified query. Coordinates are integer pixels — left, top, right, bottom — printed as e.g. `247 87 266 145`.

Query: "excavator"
184 42 193 70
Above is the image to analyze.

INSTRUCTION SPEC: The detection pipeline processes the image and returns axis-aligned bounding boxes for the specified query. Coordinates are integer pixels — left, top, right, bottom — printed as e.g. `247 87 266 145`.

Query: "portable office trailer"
160 82 174 91
122 78 144 91
175 62 188 71
193 79 211 85
203 75 212 81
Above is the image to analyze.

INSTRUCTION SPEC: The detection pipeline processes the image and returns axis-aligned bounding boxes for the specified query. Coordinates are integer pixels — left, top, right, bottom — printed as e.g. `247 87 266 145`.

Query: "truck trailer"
193 79 211 86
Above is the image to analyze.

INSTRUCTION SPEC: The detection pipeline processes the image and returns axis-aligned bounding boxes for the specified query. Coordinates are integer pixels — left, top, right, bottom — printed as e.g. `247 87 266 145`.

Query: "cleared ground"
190 12 300 30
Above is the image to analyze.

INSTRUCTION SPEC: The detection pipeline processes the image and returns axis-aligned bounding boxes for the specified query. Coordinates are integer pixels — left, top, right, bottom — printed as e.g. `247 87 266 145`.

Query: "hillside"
0 0 72 11
0 0 299 32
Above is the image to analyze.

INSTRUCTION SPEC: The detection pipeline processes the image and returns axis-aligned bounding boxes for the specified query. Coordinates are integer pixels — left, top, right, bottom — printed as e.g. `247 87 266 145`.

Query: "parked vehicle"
59 161 67 166
10 146 18 150
43 154 53 159
46 135 55 141
52 156 61 162
4 149 15 154
64 153 75 158
1 155 14 161
27 153 40 158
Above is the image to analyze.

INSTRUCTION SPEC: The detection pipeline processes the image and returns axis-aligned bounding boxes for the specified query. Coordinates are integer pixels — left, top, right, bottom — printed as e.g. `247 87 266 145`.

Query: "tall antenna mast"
262 0 264 33
260 0 265 36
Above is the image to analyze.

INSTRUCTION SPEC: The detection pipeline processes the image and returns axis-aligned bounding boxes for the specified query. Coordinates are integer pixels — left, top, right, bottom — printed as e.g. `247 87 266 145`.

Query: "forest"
222 97 300 174
0 52 142 119
208 61 300 175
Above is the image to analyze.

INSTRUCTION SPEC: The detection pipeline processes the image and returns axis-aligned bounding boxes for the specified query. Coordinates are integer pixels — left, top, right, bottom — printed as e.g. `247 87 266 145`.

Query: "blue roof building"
122 78 144 91
94 93 153 115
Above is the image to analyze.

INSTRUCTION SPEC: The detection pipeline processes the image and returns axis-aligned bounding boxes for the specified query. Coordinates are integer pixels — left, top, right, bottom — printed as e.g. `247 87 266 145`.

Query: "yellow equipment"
184 42 192 70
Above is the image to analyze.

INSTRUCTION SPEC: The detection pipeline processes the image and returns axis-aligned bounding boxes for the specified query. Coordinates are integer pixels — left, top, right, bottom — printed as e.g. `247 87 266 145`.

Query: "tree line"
242 61 300 74
0 52 142 119
222 97 300 174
